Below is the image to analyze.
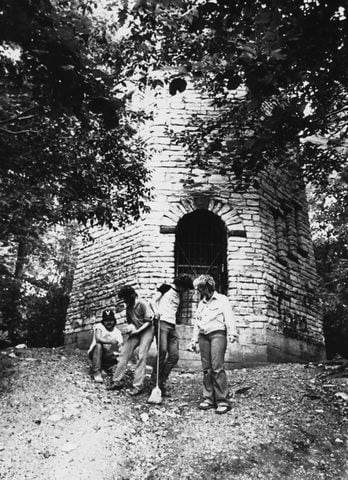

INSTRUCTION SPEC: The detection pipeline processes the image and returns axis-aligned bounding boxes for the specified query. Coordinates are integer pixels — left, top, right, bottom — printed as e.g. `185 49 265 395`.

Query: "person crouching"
88 309 123 383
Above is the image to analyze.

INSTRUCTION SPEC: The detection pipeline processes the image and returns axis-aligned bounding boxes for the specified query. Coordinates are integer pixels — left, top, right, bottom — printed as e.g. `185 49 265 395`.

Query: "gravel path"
0 347 347 480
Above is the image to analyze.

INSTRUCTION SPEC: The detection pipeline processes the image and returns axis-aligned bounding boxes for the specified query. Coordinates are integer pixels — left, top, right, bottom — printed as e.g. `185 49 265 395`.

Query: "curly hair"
174 274 194 290
118 285 137 301
193 274 216 292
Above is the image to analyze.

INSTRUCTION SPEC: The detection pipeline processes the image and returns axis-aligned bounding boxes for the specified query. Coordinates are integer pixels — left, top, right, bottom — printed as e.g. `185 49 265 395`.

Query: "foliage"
0 274 23 343
26 285 70 347
0 1 151 244
0 224 78 344
113 0 347 188
120 0 348 353
0 0 151 342
310 166 348 358
1 0 347 344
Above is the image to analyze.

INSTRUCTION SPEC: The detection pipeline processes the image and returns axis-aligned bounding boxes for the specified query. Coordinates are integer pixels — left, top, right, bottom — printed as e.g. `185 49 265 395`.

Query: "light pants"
113 325 154 390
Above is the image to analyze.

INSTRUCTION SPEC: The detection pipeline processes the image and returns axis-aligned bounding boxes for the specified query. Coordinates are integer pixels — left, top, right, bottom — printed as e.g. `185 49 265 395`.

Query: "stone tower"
65 73 325 366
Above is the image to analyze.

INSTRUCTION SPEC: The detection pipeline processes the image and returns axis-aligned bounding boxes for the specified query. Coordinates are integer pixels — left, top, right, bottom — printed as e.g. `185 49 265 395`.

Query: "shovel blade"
147 386 162 404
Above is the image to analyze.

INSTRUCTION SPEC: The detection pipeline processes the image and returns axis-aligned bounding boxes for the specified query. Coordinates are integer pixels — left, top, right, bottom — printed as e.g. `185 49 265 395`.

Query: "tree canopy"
1 0 346 249
0 0 347 347
0 0 151 260
138 0 347 188
88 0 345 189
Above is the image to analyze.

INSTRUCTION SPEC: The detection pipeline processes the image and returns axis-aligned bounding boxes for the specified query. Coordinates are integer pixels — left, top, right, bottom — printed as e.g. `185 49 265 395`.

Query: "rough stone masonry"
65 72 326 368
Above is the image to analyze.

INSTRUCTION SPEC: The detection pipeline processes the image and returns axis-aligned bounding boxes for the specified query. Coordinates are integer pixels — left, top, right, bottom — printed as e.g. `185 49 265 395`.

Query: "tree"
108 0 347 189
0 0 151 242
1 0 347 343
0 0 151 342
309 169 348 358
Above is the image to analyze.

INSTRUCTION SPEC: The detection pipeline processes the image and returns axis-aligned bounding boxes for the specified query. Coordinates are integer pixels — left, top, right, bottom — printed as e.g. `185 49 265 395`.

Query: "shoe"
160 386 171 398
215 404 231 415
198 401 215 411
107 380 123 391
128 387 143 396
93 373 103 383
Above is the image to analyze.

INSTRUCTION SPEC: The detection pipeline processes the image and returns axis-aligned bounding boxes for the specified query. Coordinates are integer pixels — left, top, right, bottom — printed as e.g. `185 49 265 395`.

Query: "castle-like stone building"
65 74 325 367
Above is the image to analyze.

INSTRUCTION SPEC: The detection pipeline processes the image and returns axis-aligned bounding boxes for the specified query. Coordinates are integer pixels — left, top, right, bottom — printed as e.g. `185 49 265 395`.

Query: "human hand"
228 333 238 344
115 304 124 313
187 340 200 353
126 324 136 335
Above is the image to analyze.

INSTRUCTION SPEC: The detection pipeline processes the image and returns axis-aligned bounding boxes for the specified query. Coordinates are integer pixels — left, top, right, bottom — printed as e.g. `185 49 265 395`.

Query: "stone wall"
65 74 325 365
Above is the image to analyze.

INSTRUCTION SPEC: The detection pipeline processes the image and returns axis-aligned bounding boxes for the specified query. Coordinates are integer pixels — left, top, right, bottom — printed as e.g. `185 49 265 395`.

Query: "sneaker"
107 380 123 391
198 401 215 411
160 386 171 398
128 387 143 396
215 404 231 415
93 373 103 383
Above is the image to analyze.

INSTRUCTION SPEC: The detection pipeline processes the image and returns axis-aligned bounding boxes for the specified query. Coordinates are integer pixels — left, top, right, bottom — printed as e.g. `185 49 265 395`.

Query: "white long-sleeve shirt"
192 291 236 342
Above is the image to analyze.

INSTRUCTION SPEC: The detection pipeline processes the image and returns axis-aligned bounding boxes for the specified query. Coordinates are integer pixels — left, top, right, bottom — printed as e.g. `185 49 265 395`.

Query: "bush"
26 286 69 347
323 303 348 360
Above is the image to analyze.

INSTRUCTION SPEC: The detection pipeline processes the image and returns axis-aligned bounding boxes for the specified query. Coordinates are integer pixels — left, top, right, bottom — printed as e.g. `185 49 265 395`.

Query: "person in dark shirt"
108 286 154 395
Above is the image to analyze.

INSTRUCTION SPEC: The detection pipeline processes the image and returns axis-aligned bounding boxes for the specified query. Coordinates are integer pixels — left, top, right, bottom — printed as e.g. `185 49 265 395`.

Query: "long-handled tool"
147 318 162 404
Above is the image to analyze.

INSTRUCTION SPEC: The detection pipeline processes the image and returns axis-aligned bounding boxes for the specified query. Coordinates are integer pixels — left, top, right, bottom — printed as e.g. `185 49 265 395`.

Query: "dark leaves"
88 97 124 128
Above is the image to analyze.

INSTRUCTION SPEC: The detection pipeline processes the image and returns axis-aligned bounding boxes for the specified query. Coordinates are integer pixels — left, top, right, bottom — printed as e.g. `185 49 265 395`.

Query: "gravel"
0 347 347 480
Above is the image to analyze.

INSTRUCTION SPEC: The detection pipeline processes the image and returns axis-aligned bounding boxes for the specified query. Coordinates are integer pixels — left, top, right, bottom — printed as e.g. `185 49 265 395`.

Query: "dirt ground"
0 347 347 480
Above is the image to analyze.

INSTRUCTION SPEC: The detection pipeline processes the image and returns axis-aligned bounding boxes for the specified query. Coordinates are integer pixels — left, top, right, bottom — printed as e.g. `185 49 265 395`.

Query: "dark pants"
198 331 230 407
152 320 179 388
89 343 118 375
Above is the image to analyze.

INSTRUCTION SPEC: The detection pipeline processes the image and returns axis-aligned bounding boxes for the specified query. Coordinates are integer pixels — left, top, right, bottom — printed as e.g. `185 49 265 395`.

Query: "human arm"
150 292 161 320
130 322 151 335
94 326 123 346
222 296 238 343
129 300 154 336
188 303 201 352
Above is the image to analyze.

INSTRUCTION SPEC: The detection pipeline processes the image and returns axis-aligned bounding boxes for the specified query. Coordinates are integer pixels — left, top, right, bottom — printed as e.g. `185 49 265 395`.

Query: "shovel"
147 318 162 404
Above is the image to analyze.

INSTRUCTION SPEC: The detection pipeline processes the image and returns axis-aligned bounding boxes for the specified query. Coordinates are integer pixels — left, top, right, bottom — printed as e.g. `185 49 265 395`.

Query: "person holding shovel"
188 274 238 414
149 274 194 398
108 286 154 396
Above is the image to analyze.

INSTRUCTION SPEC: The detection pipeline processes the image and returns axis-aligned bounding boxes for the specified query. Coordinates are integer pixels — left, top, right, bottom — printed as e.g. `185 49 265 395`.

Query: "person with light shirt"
88 309 123 384
150 274 194 396
189 274 238 414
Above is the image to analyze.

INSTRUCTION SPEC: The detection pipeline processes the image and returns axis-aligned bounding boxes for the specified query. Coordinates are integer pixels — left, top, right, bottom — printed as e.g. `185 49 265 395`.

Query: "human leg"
89 344 103 382
160 325 179 388
210 332 230 408
112 336 139 384
102 354 118 384
151 321 169 386
198 333 215 407
132 326 154 392
101 346 118 374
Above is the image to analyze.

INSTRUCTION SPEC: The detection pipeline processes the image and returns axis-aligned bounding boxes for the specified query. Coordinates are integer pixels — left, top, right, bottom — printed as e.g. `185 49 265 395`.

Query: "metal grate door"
175 210 228 325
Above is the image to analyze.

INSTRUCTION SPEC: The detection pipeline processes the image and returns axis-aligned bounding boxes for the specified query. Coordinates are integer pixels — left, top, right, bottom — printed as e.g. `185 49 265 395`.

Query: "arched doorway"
175 209 228 324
